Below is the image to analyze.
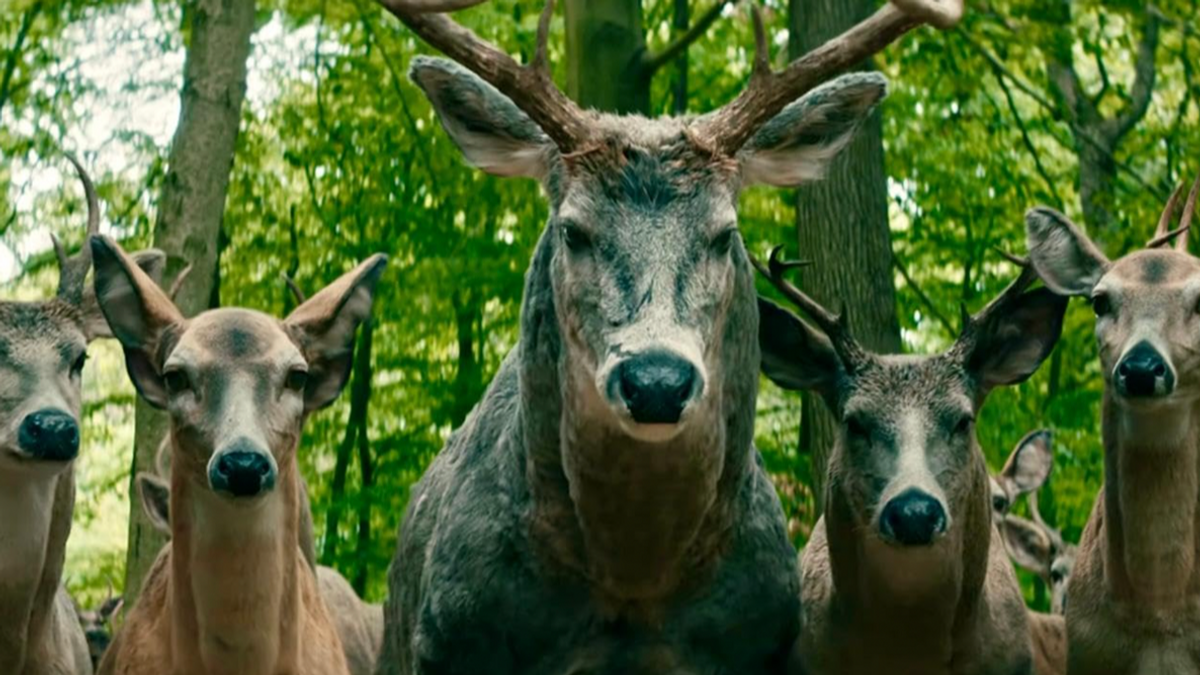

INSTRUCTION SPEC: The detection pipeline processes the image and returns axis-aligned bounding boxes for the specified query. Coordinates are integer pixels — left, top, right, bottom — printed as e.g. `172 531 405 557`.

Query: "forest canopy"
1 0 1197 615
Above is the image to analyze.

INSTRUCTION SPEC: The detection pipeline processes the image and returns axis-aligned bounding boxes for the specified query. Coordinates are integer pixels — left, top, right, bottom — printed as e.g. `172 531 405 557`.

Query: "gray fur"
377 57 885 674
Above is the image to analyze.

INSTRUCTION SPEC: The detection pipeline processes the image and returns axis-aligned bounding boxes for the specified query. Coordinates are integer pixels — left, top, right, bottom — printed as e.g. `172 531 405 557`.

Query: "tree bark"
353 320 375 594
451 290 482 427
672 0 689 115
123 0 256 610
322 321 374 566
789 0 901 513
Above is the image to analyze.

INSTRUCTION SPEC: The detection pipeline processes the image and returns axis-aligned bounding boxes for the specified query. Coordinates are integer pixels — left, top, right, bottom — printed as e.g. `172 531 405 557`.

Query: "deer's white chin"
0 446 73 475
614 417 689 444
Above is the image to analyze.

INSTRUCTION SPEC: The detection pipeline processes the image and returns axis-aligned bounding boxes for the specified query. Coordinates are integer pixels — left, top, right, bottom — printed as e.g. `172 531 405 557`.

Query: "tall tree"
123 0 257 609
789 0 901 509
564 0 729 113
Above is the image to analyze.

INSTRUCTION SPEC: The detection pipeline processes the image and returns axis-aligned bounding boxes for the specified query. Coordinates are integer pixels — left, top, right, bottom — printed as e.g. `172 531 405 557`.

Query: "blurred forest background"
1 0 1196 615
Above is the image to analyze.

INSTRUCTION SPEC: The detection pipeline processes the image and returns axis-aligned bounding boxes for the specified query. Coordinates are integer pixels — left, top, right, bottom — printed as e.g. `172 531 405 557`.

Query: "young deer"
1025 176 1200 675
989 430 1070 675
372 0 963 671
90 235 385 675
135 471 384 675
756 251 1067 675
0 158 163 675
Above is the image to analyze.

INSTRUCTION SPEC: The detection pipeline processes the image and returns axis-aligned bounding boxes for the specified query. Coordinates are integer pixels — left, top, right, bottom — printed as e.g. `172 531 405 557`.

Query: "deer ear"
758 297 841 399
1000 514 1053 574
285 254 387 412
80 249 167 341
738 72 887 187
409 57 552 179
1025 207 1109 296
91 236 184 408
136 472 171 536
1000 429 1054 495
966 288 1067 391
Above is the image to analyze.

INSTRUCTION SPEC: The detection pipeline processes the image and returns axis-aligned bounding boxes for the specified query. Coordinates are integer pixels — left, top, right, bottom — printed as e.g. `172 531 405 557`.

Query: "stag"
0 158 164 675
371 0 963 672
1025 175 1200 675
756 251 1066 675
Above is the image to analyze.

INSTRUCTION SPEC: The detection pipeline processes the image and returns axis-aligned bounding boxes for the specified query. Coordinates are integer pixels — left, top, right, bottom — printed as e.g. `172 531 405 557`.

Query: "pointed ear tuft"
286 254 388 411
738 72 887 188
90 236 184 408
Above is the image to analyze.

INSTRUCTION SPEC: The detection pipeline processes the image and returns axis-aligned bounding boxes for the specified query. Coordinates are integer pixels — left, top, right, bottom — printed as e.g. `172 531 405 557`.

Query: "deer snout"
1115 340 1174 399
609 350 701 425
208 441 277 498
879 488 947 547
17 409 80 462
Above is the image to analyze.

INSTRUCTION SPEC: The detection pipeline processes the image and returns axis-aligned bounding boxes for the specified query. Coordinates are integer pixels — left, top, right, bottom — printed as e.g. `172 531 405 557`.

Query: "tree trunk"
672 0 689 115
789 0 901 513
123 0 256 610
322 321 374 565
564 0 649 113
353 320 375 595
451 290 482 427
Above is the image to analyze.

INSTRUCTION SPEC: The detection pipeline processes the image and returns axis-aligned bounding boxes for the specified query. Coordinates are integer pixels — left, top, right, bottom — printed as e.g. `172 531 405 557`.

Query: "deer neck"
0 466 73 673
518 233 758 608
825 455 991 662
1103 391 1200 612
169 450 302 675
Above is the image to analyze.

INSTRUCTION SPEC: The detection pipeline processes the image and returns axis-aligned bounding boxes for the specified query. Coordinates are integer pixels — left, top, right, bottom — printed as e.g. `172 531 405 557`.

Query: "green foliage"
2 0 1196 613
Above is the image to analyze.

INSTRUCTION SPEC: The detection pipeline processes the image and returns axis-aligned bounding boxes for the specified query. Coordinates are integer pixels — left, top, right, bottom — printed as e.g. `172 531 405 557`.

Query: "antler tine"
697 0 963 155
1152 181 1185 241
749 4 771 79
752 246 868 368
282 273 308 304
377 0 591 152
993 247 1029 268
55 154 100 304
169 264 194 302
1176 173 1200 252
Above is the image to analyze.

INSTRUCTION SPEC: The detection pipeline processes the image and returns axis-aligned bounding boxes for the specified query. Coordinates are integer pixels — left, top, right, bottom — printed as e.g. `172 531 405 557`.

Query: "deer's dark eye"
163 369 191 395
992 495 1009 514
561 222 592 254
710 229 737 256
1050 568 1065 584
845 415 870 440
1092 293 1111 318
285 368 309 393
71 352 88 377
954 414 974 435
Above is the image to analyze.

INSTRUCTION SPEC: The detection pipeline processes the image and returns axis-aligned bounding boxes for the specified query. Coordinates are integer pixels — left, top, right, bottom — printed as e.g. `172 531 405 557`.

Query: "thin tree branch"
641 0 731 76
0 0 43 120
1111 6 1160 141
892 251 956 335
995 70 1064 209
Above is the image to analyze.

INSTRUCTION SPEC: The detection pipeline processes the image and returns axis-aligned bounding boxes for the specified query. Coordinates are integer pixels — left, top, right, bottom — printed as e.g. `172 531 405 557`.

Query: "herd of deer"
2 0 1198 674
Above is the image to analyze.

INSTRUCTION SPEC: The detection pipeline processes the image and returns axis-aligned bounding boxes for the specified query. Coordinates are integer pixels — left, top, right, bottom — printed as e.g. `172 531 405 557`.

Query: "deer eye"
954 414 974 435
70 352 89 377
1050 568 1065 584
285 368 309 393
561 222 592 254
710 229 737 256
163 369 191 395
992 495 1009 513
845 415 870 440
1091 293 1112 318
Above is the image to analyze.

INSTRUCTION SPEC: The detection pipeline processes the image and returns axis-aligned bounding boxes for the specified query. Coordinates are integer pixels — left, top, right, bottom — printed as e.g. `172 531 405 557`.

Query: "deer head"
1026 176 1200 412
757 250 1066 550
0 158 164 475
379 0 963 443
990 429 1054 517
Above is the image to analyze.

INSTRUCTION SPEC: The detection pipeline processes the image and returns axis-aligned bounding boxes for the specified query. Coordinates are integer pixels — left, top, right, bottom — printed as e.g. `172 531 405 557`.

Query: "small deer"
74 592 122 671
135 471 383 675
90 235 385 675
989 430 1070 675
0 157 163 675
372 0 964 671
1025 175 1200 675
756 251 1067 675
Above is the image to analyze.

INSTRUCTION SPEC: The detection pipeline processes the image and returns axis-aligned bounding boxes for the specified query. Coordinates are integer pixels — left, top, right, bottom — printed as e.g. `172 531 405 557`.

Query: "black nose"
614 351 698 425
17 409 80 462
209 448 275 498
880 489 947 546
1116 341 1173 398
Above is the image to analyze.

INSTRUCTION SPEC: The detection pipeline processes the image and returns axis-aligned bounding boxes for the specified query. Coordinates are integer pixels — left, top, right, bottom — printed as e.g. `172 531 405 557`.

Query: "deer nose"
880 488 947 546
613 351 699 425
1116 341 1173 398
209 445 276 498
17 409 80 462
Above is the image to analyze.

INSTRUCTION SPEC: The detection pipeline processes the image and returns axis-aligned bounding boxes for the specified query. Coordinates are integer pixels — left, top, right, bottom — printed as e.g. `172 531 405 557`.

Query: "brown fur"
1028 612 1066 675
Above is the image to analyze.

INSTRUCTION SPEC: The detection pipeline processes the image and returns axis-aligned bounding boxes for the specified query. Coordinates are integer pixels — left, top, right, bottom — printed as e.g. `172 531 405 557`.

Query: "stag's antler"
377 0 963 156
695 0 964 155
1148 174 1200 251
377 0 591 151
751 246 869 370
52 155 101 305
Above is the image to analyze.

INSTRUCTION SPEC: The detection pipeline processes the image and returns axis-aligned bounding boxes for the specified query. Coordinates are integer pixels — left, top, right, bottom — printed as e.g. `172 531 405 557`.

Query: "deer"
74 593 122 671
1024 175 1200 675
755 250 1067 675
988 429 1071 675
0 157 164 675
135 464 384 675
368 0 964 672
89 235 386 675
